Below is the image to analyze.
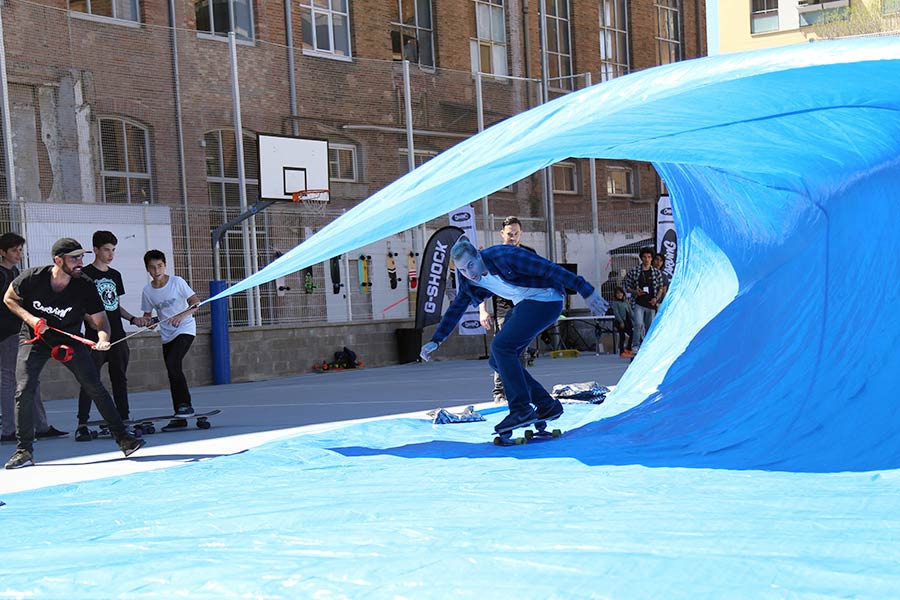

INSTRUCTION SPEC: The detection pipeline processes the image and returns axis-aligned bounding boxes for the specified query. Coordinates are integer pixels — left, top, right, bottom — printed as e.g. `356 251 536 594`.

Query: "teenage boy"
75 231 147 441
140 250 199 431
420 237 608 436
0 233 67 442
624 247 665 351
3 238 144 469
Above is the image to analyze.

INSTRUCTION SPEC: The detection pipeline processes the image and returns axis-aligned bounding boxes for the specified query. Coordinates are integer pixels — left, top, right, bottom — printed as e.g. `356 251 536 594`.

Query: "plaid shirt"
623 265 665 306
431 245 594 344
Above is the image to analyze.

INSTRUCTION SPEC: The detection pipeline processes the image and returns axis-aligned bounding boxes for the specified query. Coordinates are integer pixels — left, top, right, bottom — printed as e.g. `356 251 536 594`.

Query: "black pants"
16 341 124 452
77 341 130 423
616 318 634 354
163 334 194 412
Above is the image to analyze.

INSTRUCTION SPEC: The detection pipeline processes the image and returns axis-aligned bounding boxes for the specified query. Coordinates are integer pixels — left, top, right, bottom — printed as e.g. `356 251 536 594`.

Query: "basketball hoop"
292 189 329 216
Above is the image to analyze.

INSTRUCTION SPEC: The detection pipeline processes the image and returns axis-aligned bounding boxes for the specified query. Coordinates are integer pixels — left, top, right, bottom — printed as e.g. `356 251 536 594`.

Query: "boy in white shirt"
140 250 199 431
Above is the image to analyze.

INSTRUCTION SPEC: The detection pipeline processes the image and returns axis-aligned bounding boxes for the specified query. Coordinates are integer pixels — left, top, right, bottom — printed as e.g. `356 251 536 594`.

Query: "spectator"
623 247 664 352
653 252 671 304
610 286 634 358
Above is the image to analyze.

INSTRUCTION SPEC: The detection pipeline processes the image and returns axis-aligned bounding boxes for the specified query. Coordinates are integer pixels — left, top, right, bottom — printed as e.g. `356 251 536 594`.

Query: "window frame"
552 161 578 194
204 129 260 210
194 0 255 42
299 0 353 60
885 0 900 15
470 0 508 77
98 116 153 205
68 0 140 24
606 164 635 198
599 0 630 82
654 0 682 66
750 0 779 34
391 0 436 68
544 0 574 91
329 144 359 183
399 148 438 172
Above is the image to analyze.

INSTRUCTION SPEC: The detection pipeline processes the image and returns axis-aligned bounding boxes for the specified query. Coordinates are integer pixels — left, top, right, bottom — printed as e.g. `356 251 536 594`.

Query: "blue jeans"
631 304 656 348
488 299 562 414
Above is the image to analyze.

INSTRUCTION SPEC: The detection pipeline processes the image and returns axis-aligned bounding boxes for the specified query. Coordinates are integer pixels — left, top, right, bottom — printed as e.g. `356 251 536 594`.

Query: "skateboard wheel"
133 428 143 438
146 425 156 434
493 437 504 446
197 419 211 430
552 429 562 437
515 437 527 445
524 430 534 440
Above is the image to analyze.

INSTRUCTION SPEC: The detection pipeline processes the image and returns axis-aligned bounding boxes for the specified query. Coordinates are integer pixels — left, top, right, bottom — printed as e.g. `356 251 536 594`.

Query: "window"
329 144 358 182
99 117 152 204
798 0 849 27
607 165 634 197
599 0 629 82
195 0 254 41
205 129 259 209
552 161 577 193
751 0 779 33
399 148 437 172
69 0 139 22
886 0 900 15
545 0 573 90
655 0 681 65
392 0 435 67
471 0 508 76
300 0 352 58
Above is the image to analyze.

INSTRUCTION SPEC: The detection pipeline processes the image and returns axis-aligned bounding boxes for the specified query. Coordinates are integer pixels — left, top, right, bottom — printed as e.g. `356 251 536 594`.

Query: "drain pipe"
284 0 299 136
168 0 192 283
0 7 18 211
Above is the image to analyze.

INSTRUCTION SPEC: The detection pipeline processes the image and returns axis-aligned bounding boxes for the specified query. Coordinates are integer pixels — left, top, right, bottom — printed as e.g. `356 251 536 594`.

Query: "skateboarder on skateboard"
419 237 608 438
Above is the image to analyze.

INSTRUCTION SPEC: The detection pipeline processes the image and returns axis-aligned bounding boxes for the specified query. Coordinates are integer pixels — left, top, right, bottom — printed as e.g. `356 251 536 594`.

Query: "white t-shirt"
141 275 197 344
476 273 563 305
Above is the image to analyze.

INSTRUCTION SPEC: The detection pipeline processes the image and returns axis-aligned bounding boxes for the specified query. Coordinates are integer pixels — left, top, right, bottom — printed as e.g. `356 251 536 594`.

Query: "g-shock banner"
656 195 677 280
414 226 465 330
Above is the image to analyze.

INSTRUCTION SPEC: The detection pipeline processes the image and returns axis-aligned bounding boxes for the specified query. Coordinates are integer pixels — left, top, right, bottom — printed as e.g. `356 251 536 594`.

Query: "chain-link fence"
0 0 661 328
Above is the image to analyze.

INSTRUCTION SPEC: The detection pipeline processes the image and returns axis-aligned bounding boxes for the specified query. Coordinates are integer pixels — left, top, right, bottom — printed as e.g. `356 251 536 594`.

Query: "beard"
61 262 82 278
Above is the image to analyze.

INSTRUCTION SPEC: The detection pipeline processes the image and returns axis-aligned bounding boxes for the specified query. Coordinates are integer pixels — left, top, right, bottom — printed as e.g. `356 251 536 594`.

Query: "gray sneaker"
5 449 34 469
174 404 195 416
116 434 146 457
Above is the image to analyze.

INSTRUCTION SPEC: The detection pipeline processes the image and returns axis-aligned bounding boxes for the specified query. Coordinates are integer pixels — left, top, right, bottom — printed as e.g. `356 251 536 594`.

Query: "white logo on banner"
448 205 485 335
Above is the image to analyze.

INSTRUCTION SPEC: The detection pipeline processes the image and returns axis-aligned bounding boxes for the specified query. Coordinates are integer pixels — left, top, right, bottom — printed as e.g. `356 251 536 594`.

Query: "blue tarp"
4 38 900 597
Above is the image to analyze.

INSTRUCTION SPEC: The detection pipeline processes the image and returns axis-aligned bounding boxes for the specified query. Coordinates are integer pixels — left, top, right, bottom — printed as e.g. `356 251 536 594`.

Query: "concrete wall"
39 320 485 401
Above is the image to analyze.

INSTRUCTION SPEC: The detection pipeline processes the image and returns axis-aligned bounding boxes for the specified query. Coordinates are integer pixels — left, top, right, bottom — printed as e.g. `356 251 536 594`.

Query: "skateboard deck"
330 256 343 294
358 254 372 294
493 420 563 446
386 247 399 289
88 410 221 435
407 251 418 291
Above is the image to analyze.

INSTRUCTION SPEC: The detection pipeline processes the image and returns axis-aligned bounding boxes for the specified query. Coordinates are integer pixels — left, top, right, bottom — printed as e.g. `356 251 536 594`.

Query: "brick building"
0 0 706 395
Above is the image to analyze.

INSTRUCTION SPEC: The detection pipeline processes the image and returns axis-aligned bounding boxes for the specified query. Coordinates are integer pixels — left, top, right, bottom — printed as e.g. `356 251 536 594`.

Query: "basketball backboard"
257 134 330 202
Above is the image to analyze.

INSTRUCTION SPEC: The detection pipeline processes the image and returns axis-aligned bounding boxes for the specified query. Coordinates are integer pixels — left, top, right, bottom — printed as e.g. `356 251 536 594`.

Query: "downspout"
284 0 299 136
522 0 534 107
168 0 193 283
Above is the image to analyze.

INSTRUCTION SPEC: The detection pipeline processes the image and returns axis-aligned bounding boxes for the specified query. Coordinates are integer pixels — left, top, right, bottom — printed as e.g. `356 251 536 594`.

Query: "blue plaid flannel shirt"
431 245 595 344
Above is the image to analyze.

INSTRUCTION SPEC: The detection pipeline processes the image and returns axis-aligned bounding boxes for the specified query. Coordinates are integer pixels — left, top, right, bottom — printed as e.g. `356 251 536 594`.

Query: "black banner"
414 226 465 330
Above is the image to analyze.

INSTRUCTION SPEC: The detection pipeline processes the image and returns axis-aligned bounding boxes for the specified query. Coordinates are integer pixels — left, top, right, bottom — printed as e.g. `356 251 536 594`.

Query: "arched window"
98 117 152 204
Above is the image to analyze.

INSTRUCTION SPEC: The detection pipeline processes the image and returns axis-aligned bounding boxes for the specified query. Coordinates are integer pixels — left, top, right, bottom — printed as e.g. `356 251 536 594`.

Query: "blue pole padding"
209 280 231 385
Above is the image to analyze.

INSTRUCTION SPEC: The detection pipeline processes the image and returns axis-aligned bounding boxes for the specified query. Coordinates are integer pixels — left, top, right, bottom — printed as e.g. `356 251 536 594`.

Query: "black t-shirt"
492 244 538 318
636 268 657 309
0 265 22 342
12 265 104 341
81 264 126 342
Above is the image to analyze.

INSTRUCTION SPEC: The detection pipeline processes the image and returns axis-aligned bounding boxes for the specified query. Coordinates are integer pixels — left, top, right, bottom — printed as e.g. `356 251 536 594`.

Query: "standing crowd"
0 231 198 470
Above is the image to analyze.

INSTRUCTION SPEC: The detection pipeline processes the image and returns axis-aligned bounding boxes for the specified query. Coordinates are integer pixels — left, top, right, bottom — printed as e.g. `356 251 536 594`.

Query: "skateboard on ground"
88 410 221 436
358 254 372 294
330 256 343 294
493 419 562 446
386 245 399 289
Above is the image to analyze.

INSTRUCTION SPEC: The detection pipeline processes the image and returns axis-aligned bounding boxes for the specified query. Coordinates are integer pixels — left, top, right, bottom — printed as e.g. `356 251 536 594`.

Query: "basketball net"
292 189 329 217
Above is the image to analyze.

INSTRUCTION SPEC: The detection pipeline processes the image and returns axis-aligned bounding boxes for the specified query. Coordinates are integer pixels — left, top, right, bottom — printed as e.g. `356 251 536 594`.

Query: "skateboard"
330 256 343 294
407 251 418 291
493 420 562 446
386 246 399 289
302 266 317 294
358 254 372 294
88 410 221 436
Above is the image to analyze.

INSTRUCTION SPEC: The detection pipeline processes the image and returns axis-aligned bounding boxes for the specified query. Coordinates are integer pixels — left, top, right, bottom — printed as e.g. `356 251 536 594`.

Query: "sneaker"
35 425 69 439
1 433 16 443
174 405 195 416
4 449 34 469
535 399 564 422
116 433 146 457
492 396 508 405
494 407 539 434
75 426 95 442
162 418 188 432
620 350 634 358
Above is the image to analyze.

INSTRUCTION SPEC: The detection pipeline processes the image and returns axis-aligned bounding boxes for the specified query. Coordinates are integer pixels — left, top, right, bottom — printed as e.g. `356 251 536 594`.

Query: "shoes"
494 407 539 434
174 404 195 416
4 448 34 469
620 350 634 358
535 399 564 422
35 425 68 439
1 433 16 443
492 396 508 405
162 418 188 431
116 433 146 457
75 425 95 442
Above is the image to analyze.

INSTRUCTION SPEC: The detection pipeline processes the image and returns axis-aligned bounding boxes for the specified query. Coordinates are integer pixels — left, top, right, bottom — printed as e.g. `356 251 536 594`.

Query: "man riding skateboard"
419 237 608 437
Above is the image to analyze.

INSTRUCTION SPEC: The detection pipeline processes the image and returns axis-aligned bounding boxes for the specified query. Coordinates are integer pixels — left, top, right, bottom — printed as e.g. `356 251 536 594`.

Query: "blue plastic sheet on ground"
5 39 900 596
